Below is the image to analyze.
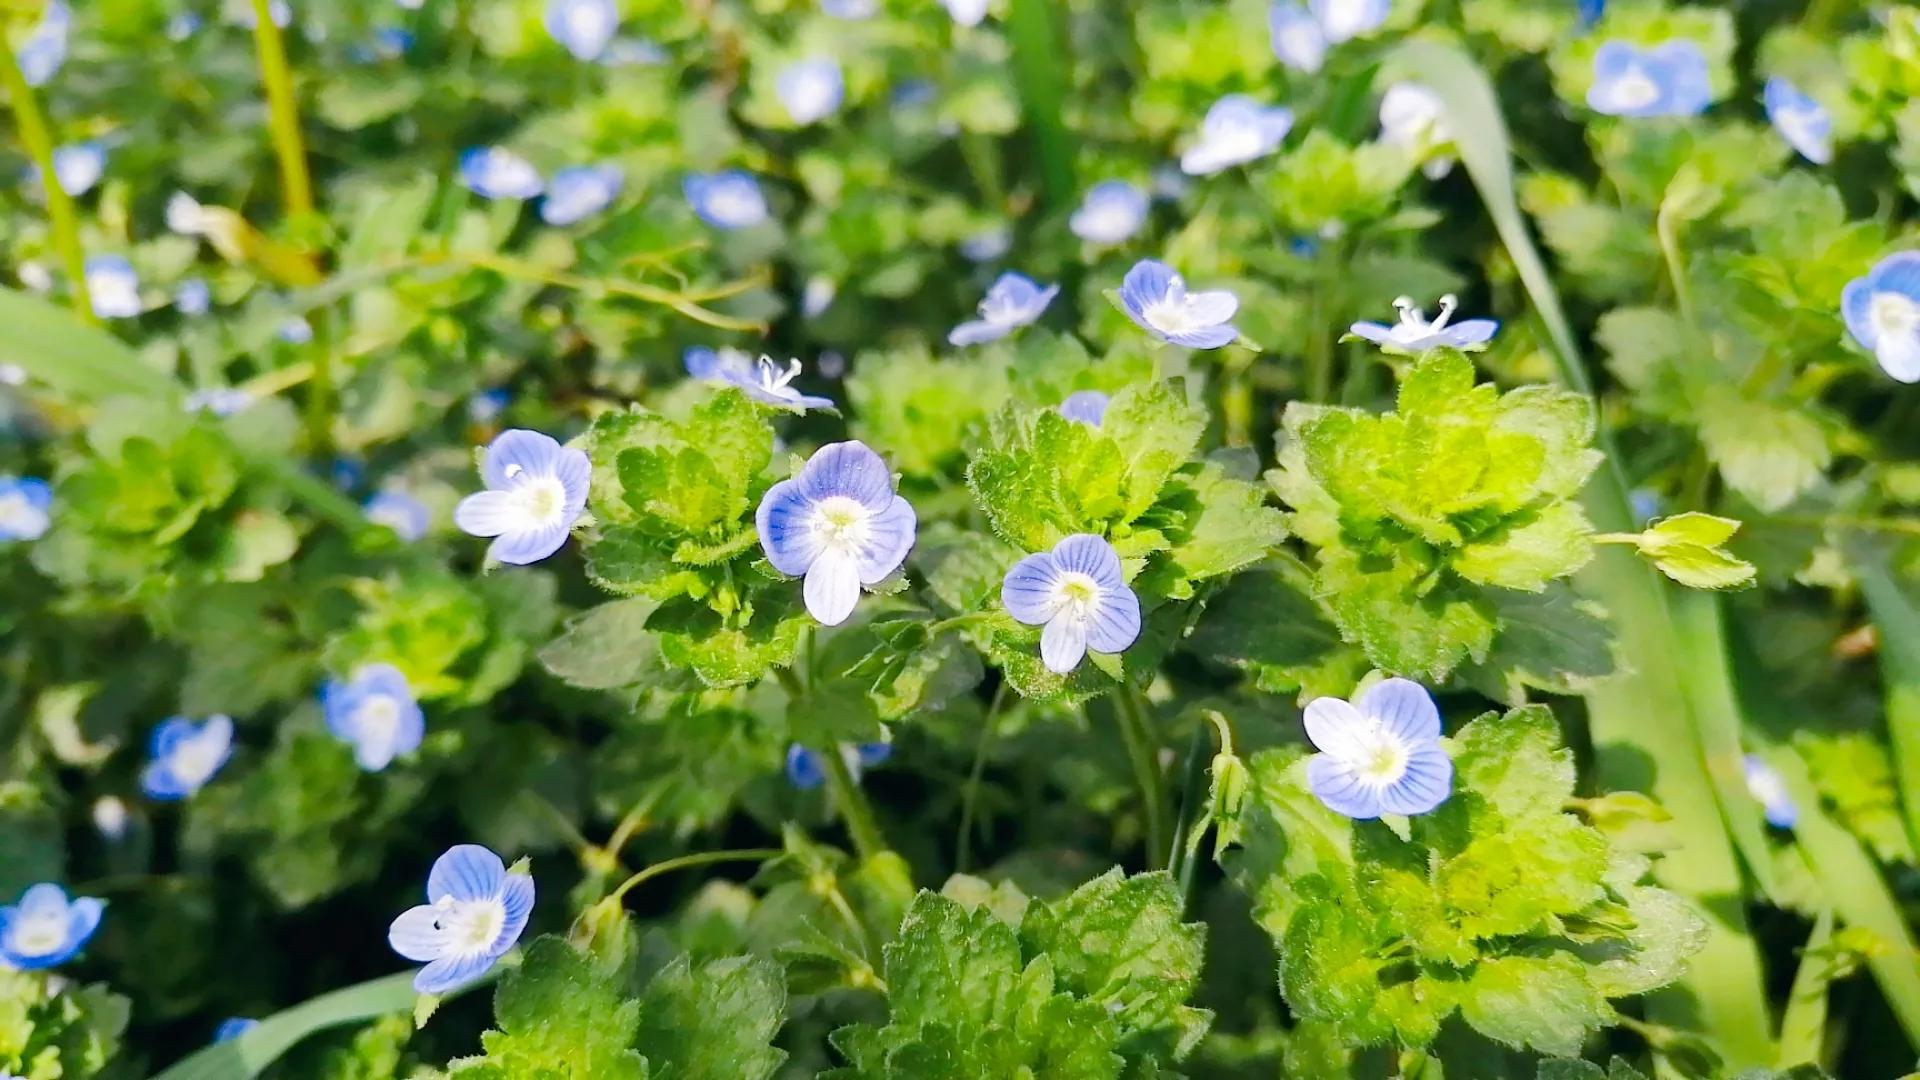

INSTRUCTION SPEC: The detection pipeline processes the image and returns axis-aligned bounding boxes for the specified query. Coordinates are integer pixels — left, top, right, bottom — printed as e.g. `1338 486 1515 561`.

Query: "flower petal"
804 549 862 626
1039 615 1088 674
480 429 565 490
1120 260 1175 321
388 904 451 962
756 478 825 576
1182 289 1239 325
494 875 535 955
1445 319 1498 347
414 950 499 994
1878 333 1920 384
785 744 826 789
799 441 895 509
427 844 507 904
1307 754 1384 819
856 496 917 583
17 884 68 918
1001 551 1062 626
1086 586 1142 656
1358 678 1441 743
1050 533 1124 588
1379 742 1453 816
1302 696 1370 758
453 490 524 538
1162 324 1239 350
489 520 572 565
948 318 1009 347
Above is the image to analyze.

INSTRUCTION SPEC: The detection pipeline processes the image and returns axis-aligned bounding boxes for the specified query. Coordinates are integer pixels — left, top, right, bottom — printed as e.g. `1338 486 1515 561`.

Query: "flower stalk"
0 31 91 323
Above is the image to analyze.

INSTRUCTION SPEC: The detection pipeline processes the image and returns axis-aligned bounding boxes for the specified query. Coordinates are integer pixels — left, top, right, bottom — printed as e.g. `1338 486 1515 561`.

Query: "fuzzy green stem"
608 848 780 905
1165 719 1213 898
0 35 92 324
818 743 888 861
1115 687 1168 870
248 0 314 220
955 681 1011 872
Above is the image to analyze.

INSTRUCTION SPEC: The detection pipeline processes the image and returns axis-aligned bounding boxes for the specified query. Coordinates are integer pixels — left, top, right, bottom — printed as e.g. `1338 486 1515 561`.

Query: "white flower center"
353 695 401 746
1077 201 1138 242
1142 279 1206 335
509 476 568 526
1049 571 1101 622
431 895 507 956
1607 65 1661 112
7 909 67 957
1388 294 1456 345
753 357 806 400
809 495 872 554
169 731 226 788
1344 722 1410 786
706 186 761 225
1871 291 1920 342
0 493 47 538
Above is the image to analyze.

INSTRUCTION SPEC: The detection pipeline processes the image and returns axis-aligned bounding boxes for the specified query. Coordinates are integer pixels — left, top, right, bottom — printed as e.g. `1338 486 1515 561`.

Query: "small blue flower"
776 57 844 126
785 740 892 789
1070 181 1149 246
168 11 203 39
1269 4 1327 74
0 884 102 970
544 0 617 61
330 457 367 491
1118 259 1240 350
45 141 106 197
1843 252 1920 383
1058 390 1109 427
959 225 1011 263
1586 40 1712 118
948 271 1059 347
459 147 543 201
86 255 142 320
453 429 591 565
941 0 989 27
892 79 938 111
684 345 756 383
1350 295 1497 354
141 715 235 801
822 0 878 18
802 276 837 319
1629 487 1662 526
1304 678 1452 819
540 164 623 226
1180 95 1294 177
1379 83 1454 179
0 477 53 542
185 387 255 416
366 489 431 541
1310 0 1389 44
1764 77 1832 166
279 316 313 344
387 845 534 994
725 356 837 412
175 278 212 316
1743 755 1797 829
230 0 292 30
365 26 414 60
214 1018 258 1043
1002 534 1141 674
757 441 916 626
683 170 769 230
17 1 70 88
467 387 511 423
1577 0 1604 30
92 796 129 841
323 664 425 771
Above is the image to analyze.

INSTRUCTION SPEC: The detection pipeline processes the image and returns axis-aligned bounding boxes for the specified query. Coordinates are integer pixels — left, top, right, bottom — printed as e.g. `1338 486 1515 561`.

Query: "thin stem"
248 0 314 219
955 681 1011 872
819 743 888 861
303 308 334 455
0 35 92 324
1655 204 1698 336
1305 238 1339 403
1166 719 1212 897
601 787 668 866
1114 687 1168 870
608 848 780 905
421 251 769 332
1771 514 1920 537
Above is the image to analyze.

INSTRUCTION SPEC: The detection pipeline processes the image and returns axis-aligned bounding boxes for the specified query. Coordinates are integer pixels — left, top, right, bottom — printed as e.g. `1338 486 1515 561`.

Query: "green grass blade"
1391 37 1775 1068
1851 547 1920 851
1006 0 1075 208
0 289 176 402
148 971 417 1080
1776 907 1834 1069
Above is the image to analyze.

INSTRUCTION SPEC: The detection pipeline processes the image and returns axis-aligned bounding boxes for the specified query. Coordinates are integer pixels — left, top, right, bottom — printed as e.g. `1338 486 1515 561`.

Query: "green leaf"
1452 705 1576 818
1097 382 1206 521
456 937 648 1079
1634 513 1756 591
149 971 422 1080
0 289 177 402
538 598 661 692
634 954 787 1080
1459 954 1612 1057
1695 390 1831 514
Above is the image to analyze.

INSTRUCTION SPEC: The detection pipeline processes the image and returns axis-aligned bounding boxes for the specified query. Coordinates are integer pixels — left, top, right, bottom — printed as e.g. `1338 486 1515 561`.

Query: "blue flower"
184 387 255 416
1350 295 1497 354
1379 83 1454 179
1629 487 1662 526
1058 390 1109 427
459 147 543 201
1268 4 1327 74
330 457 367 491
802 276 837 319
728 357 836 412
1743 755 1797 829
453 430 591 565
1843 252 1920 383
387 845 534 994
214 1018 259 1043
948 272 1059 347
166 191 212 237
17 2 70 87
544 0 618 61
1586 40 1712 118
92 796 129 841
1577 0 1604 29
1069 181 1149 246
0 477 53 542
366 489 431 541
230 0 292 30
756 441 916 626
323 663 425 771
1304 678 1452 819
776 57 844 126
279 316 313 344
1310 0 1389 43
360 26 413 60
684 345 756 382
175 278 212 316
141 715 234 801
86 255 142 320
959 225 1011 263
1764 77 1832 166
1118 259 1240 349
467 387 511 423
540 164 623 226
0 884 102 970
786 741 892 789
941 0 989 26
1002 534 1141 674
1180 95 1293 177
45 141 106 197
168 12 203 39
822 0 878 18
683 170 768 230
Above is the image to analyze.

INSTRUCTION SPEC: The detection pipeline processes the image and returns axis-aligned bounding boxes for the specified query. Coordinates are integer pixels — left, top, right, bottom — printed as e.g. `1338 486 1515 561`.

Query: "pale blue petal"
1380 742 1453 816
854 742 893 768
798 441 894 509
803 551 862 626
1842 277 1875 349
17 883 68 919
1050 533 1124 589
1001 551 1062 625
948 318 1011 347
856 496 916 583
1444 319 1499 347
427 844 506 904
494 875 535 953
64 897 103 953
414 950 498 994
757 478 825 576
1306 754 1384 819
1039 616 1088 674
480 429 566 490
489 520 571 565
388 904 450 961
1870 251 1920 300
1349 322 1396 345
1359 677 1442 743
1119 260 1174 320
1058 390 1109 426
1161 323 1239 350
1085 586 1141 656
786 744 826 789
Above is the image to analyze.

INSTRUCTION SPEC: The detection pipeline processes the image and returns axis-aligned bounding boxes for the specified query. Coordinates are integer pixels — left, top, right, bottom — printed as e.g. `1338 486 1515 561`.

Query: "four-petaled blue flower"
540 164 623 226
142 715 235 801
941 0 989 27
1587 40 1712 118
366 489 431 541
1577 0 1605 30
786 741 892 789
176 278 212 316
949 272 1059 346
46 141 105 197
757 441 916 626
17 1 70 87
387 845 534 994
1764 77 1832 166
726 357 838 412
185 387 255 416
1180 95 1293 177
1002 534 1142 674
323 664 425 772
1058 390 1109 428
1118 259 1240 350
453 430 591 565
0 883 102 970
1269 0 1387 73
214 1018 259 1043
0 477 53 542
459 147 543 201
467 387 510 423
1843 252 1920 383
1743 755 1797 829
776 57 844 126
279 316 314 344
545 0 618 61
1303 678 1452 820
1312 0 1390 43
1070 181 1149 246
86 255 141 320
1350 294 1498 354
683 170 769 230
959 225 1011 263
685 345 756 383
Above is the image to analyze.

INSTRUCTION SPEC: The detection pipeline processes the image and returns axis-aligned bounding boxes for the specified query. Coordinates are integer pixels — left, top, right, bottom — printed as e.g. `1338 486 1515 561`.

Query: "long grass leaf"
0 289 175 402
1851 547 1920 851
1006 0 1075 208
148 971 417 1080
1776 907 1834 1069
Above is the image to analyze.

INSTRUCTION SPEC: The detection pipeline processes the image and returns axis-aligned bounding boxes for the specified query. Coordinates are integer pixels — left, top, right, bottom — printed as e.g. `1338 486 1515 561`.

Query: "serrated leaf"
1460 954 1611 1057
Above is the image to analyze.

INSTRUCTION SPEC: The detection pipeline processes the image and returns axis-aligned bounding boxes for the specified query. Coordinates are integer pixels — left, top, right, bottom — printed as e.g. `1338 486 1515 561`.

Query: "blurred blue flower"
727 357 837 412
17 1 71 87
1180 95 1293 176
1118 259 1240 349
1764 77 1832 165
459 147 543 201
1304 678 1453 819
786 741 892 788
323 663 425 771
1069 181 1148 246
822 0 878 18
329 457 366 491
366 489 431 541
230 0 292 30
1743 755 1797 829
1379 83 1454 179
0 884 102 970
948 271 1058 346
802 276 837 319
1268 4 1327 74
467 387 511 423
387 845 533 994
1058 390 1109 427
683 170 768 230
454 430 590 565
1311 0 1389 43
545 0 617 61
85 255 142 320
214 1018 259 1043
168 11 204 39
1629 488 1662 526
279 316 313 344
185 387 255 416
941 0 988 27
1002 533 1140 674
891 79 937 111
776 57 844 127
757 441 915 626
1149 164 1190 202
1350 295 1497 353
356 26 413 60
0 477 52 542
175 278 212 316
540 164 623 226
92 796 129 841
1843 252 1920 383
141 715 234 801
1577 0 1604 29
684 345 756 382
1587 40 1712 118
959 225 1011 263
44 141 106 197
